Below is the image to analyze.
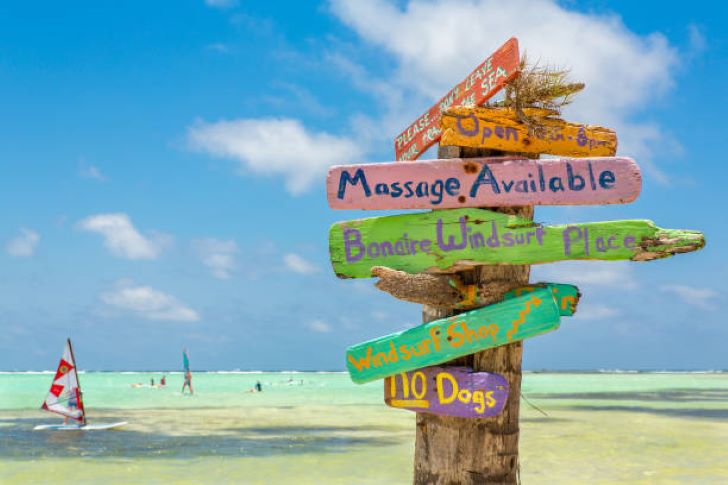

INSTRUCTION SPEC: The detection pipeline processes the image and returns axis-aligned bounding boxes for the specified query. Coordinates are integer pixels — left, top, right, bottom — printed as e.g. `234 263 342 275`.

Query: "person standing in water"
64 390 80 425
182 371 193 394
181 348 193 394
247 381 263 393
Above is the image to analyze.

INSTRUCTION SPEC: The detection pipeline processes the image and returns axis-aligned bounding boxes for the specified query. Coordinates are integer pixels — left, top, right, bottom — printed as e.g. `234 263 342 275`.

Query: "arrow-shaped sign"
329 208 705 278
395 38 520 161
346 288 560 383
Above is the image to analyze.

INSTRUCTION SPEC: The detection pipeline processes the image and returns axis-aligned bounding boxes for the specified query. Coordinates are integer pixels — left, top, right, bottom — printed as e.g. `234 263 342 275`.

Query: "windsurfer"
182 371 193 394
64 391 79 425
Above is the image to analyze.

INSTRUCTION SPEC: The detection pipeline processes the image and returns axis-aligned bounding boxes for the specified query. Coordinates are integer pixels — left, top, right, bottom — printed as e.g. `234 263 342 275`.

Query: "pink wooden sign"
327 156 641 210
384 366 509 418
394 37 520 161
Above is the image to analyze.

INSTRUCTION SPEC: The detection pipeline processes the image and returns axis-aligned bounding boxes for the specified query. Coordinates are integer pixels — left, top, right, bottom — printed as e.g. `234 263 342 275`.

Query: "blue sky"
0 0 724 371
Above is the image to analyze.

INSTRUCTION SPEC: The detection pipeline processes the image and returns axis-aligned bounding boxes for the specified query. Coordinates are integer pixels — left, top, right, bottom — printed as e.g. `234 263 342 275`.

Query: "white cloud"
576 304 619 320
204 0 238 9
79 164 107 182
188 118 362 195
193 238 238 279
532 261 636 289
329 0 678 182
687 23 707 54
206 43 230 53
660 285 719 310
283 253 320 274
101 280 200 322
78 213 169 260
5 228 40 257
306 319 332 333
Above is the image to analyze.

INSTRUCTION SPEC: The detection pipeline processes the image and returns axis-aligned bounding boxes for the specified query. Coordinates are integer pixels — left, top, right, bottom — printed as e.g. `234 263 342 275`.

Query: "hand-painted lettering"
327 157 641 210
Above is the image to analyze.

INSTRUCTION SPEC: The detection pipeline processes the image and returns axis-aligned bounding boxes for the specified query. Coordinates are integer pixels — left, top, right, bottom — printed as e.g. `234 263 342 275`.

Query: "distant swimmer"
182 371 193 395
247 381 263 393
160 376 166 387
150 378 155 387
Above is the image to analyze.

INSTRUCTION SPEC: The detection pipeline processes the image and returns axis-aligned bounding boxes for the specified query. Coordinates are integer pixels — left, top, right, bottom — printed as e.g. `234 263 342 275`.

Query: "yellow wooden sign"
440 106 617 157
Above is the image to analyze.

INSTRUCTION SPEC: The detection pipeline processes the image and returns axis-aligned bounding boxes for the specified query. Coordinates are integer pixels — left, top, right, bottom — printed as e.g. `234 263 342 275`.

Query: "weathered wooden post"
413 144 531 484
326 36 704 485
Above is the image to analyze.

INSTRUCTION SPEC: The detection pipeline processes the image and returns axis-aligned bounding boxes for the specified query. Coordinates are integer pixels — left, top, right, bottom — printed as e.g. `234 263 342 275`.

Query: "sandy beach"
2 372 728 484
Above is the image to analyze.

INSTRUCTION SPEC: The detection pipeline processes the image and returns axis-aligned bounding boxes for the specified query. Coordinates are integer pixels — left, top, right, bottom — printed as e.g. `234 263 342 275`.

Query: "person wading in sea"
182 371 193 395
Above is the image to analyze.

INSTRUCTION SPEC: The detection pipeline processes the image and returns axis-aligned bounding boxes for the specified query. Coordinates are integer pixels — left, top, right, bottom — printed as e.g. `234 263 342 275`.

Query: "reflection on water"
0 410 408 460
1 422 399 460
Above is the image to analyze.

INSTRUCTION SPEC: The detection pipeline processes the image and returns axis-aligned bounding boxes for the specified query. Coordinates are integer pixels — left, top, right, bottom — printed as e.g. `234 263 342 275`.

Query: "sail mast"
67 338 86 425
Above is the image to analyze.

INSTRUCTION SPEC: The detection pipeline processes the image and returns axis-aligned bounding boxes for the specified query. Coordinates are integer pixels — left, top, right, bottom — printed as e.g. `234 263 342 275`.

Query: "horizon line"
1 368 726 374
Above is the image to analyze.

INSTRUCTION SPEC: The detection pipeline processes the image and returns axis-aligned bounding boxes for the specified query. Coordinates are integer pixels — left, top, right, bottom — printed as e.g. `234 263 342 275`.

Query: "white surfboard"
34 421 128 431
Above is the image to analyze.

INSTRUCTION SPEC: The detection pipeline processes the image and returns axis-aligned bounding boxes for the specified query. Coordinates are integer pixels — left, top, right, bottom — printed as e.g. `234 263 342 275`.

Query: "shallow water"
1 372 727 484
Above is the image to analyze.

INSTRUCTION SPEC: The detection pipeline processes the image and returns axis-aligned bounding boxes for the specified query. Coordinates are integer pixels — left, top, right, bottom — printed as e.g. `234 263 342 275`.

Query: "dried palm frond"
494 54 585 137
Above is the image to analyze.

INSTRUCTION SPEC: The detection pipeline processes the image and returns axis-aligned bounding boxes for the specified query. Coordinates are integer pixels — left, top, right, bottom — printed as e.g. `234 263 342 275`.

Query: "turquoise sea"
2 371 728 484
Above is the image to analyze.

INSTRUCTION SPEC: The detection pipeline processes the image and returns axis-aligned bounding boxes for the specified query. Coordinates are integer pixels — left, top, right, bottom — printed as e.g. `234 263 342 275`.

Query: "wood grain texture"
372 266 464 308
327 156 641 209
384 366 509 418
345 288 560 384
414 145 531 483
329 208 705 278
394 38 520 161
441 106 617 157
372 265 580 313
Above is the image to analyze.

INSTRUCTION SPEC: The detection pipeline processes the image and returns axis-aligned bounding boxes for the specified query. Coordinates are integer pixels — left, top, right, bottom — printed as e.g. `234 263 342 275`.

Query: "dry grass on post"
496 55 585 137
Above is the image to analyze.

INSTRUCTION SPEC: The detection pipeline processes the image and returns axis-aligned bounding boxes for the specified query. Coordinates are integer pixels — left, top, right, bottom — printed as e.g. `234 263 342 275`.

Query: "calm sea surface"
2 371 728 484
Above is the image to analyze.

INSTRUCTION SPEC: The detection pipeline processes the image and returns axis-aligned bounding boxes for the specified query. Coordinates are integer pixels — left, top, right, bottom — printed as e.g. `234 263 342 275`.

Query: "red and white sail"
41 339 85 423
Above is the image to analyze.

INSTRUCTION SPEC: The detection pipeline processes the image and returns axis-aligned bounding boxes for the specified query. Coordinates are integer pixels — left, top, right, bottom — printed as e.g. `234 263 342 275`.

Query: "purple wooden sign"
327 156 641 210
384 366 509 418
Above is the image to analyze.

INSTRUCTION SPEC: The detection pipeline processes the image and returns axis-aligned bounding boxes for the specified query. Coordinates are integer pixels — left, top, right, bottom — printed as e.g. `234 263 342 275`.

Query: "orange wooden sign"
394 38 520 161
441 107 617 157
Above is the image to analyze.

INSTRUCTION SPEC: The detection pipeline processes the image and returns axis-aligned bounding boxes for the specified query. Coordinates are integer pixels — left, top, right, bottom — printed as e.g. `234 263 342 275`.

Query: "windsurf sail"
183 348 190 374
41 339 86 424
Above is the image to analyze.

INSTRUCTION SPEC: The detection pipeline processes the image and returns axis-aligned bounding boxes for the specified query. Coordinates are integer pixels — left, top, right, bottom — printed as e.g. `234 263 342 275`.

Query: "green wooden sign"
329 208 705 278
346 288 561 383
503 283 579 316
454 281 580 313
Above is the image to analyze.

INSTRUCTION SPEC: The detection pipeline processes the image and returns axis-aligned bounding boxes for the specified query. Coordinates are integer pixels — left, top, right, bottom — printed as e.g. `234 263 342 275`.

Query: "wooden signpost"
395 38 520 161
327 156 641 210
384 366 509 418
329 208 705 278
441 106 618 157
325 35 707 484
346 288 561 383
